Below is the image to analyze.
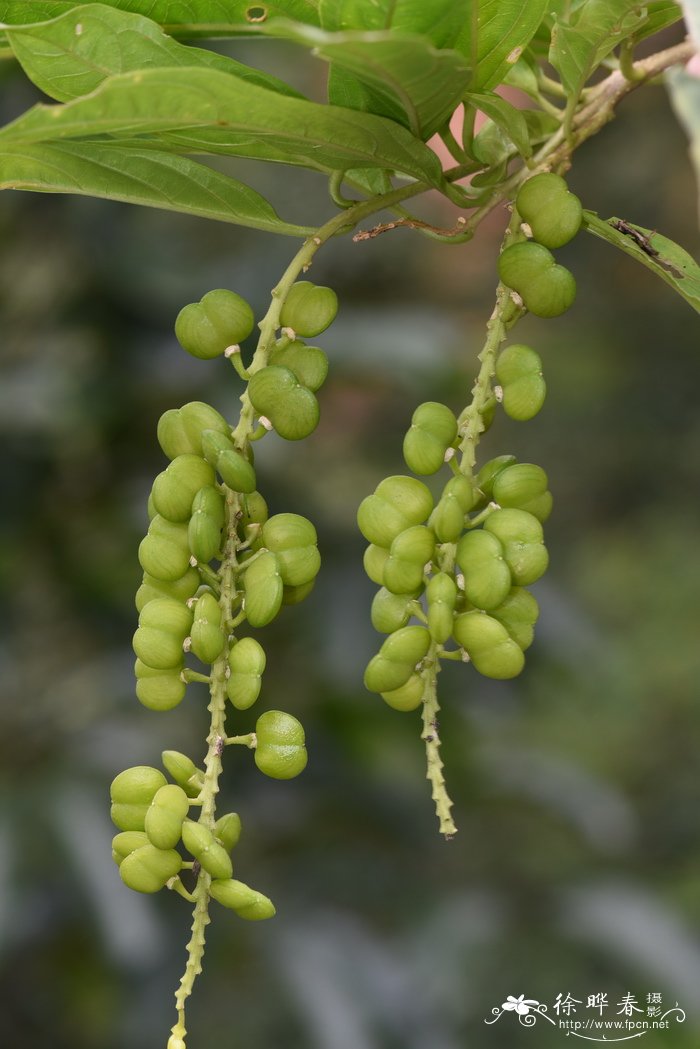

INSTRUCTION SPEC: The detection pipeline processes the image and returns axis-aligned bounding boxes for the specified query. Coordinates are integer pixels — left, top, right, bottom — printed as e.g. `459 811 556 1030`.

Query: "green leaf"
666 67 700 228
319 0 467 48
454 0 549 92
0 139 315 233
549 1 647 98
631 1 683 42
5 4 303 103
0 66 445 185
583 210 700 314
465 91 532 158
269 22 471 139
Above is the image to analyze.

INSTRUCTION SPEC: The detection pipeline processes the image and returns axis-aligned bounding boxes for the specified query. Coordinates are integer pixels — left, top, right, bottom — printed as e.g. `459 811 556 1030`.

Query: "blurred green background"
1 36 700 1049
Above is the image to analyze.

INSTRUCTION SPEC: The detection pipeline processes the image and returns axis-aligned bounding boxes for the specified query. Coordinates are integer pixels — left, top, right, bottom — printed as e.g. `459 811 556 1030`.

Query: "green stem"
421 648 456 839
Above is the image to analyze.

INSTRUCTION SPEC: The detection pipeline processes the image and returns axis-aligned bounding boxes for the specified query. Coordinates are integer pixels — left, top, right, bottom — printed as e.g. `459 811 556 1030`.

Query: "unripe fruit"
453 611 525 679
279 281 338 337
135 567 200 613
492 463 550 520
380 672 424 712
188 485 225 563
175 289 254 359
209 878 276 920
161 750 204 798
456 530 512 611
243 550 283 628
110 766 167 831
383 525 435 594
254 710 307 779
151 455 215 522
403 401 458 475
138 516 191 582
190 591 225 664
112 831 149 865
248 365 319 441
498 242 576 318
282 580 315 605
201 430 257 493
157 401 230 460
227 636 266 710
135 660 187 711
214 812 242 852
495 344 546 422
145 784 190 850
261 513 320 587
370 588 414 634
239 491 268 531
431 475 475 542
484 508 548 585
270 339 329 392
364 625 431 693
363 544 390 585
490 587 539 650
516 172 582 249
119 843 182 893
357 475 433 548
181 820 234 880
426 572 458 644
133 598 193 670
474 455 517 508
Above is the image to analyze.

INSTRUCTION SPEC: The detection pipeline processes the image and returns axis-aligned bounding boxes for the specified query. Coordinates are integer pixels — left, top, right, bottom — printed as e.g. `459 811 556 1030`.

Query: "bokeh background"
1 32 700 1049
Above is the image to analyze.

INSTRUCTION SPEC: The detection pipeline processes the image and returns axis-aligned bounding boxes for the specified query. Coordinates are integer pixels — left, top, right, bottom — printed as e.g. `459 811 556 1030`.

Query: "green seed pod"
161 750 204 798
243 551 284 628
239 491 268 530
119 843 182 894
495 344 546 422
227 636 266 710
190 591 225 664
147 490 157 520
152 455 216 523
498 242 576 318
383 525 435 594
254 710 308 780
364 625 431 693
282 580 315 605
380 672 424 712
456 530 512 611
175 289 255 360
134 660 187 711
490 587 539 650
426 572 458 644
201 430 257 493
516 172 582 249
135 566 201 613
181 820 234 880
209 878 276 920
270 339 329 392
248 365 320 441
475 455 518 506
145 784 190 850
214 812 242 852
261 513 321 587
403 401 458 475
492 463 552 522
453 610 525 679
157 402 230 460
188 486 225 563
431 475 476 543
112 831 149 865
133 598 193 670
363 544 390 585
484 508 549 585
370 588 415 634
138 516 191 582
279 281 338 337
357 475 434 548
110 766 167 831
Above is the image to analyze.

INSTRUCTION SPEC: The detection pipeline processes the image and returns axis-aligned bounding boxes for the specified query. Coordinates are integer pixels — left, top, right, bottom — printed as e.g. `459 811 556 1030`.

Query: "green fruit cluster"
498 173 582 318
358 440 550 696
